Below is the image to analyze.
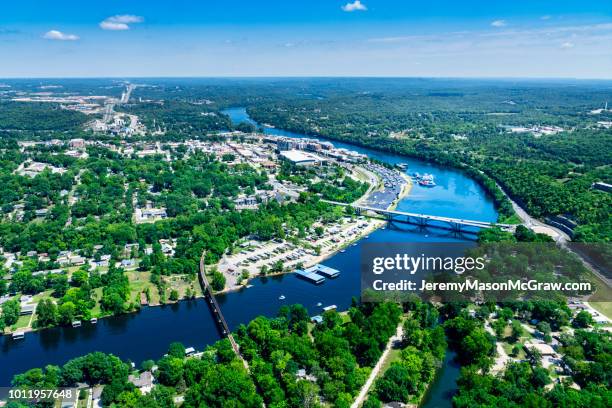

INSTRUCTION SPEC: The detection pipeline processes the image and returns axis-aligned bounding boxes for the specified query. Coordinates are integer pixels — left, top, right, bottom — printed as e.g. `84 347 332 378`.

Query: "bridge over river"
198 252 250 371
322 200 515 233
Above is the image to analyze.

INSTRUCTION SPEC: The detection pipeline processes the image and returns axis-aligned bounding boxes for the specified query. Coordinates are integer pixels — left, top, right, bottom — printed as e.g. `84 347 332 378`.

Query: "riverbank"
244 108 515 222
215 170 413 294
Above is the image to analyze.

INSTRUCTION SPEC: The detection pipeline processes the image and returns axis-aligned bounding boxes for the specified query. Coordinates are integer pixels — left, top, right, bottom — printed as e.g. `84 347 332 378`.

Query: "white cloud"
541 15 552 20
43 30 79 41
100 15 144 31
100 21 129 31
342 1 367 12
491 20 507 27
561 42 575 48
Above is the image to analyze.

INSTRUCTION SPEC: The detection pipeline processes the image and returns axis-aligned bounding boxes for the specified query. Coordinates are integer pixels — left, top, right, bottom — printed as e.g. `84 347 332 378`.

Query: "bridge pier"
450 222 462 233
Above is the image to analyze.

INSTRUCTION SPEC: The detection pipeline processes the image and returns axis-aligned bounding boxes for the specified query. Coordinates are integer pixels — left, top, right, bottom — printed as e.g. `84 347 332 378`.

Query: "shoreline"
215 171 413 295
1 295 204 338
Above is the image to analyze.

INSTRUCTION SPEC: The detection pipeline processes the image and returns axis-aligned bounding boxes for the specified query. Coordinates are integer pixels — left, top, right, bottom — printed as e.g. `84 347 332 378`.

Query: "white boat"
279 295 286 300
12 331 25 340
323 305 337 312
71 320 82 328
90 318 98 324
340 249 346 253
316 302 323 307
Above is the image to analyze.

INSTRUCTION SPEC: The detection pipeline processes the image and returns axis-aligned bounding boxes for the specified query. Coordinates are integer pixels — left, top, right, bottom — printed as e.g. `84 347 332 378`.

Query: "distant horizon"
2 75 612 82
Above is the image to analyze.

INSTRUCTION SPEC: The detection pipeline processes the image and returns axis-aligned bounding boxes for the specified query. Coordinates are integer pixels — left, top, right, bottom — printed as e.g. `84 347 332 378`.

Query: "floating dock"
295 269 325 284
305 264 340 278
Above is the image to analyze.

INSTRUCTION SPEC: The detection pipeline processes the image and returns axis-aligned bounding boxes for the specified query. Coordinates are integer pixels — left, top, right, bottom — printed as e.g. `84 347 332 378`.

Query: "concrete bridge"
322 200 515 233
198 252 250 371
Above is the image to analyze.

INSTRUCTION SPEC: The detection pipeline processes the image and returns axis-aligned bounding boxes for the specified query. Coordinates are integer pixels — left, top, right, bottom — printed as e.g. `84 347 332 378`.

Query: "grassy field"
587 272 612 320
161 274 202 300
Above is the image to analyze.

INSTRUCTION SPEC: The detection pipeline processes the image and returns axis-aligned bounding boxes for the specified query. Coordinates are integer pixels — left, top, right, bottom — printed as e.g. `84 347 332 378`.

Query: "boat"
365 235 369 239
352 243 357 247
12 331 25 340
279 295 286 300
322 305 337 312
71 320 82 328
316 302 323 307
90 317 98 324
418 179 436 187
418 173 436 187
396 163 408 170
340 249 346 253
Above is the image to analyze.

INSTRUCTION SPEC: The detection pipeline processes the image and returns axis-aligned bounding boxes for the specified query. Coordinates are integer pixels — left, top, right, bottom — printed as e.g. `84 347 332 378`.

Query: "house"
20 303 36 315
128 371 153 394
68 256 86 266
69 138 85 148
296 369 317 382
524 342 556 356
60 388 79 408
311 315 323 324
121 259 136 268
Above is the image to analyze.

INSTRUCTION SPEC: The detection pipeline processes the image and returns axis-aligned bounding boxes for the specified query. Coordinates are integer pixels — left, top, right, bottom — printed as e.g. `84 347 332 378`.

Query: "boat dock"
295 269 325 284
305 264 340 278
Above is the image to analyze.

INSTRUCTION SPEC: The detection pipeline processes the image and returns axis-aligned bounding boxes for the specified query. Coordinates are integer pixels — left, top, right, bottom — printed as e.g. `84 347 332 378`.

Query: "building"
592 181 612 193
279 150 323 166
69 138 85 148
311 315 323 324
128 371 153 394
524 342 556 356
295 269 325 284
305 264 340 278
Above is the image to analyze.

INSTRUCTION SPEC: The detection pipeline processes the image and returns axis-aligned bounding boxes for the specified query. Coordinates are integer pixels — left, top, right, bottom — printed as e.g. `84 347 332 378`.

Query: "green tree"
58 301 76 325
210 271 226 292
1 298 20 326
168 342 186 359
35 299 58 327
572 310 594 328
156 356 184 386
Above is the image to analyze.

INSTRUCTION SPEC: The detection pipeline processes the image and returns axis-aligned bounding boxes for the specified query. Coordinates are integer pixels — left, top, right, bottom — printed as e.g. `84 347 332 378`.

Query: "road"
351 320 404 408
483 170 611 289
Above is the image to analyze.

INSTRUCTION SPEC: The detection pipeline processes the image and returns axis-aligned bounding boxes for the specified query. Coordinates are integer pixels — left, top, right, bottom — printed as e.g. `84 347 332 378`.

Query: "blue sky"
1 1 611 78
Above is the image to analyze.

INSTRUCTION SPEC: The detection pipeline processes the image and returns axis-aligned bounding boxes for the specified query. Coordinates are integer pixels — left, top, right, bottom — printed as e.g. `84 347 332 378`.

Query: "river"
1 108 497 405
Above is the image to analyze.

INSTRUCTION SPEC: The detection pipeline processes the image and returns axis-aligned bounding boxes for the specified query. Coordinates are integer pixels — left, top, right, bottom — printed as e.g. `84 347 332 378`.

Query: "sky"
1 0 611 78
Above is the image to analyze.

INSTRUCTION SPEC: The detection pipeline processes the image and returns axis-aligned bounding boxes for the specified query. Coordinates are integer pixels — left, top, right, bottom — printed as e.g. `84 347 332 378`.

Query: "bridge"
198 252 250 371
322 200 515 233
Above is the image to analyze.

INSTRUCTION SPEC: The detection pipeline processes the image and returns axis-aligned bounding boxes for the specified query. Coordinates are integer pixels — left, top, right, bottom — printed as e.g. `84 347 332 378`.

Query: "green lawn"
588 273 612 320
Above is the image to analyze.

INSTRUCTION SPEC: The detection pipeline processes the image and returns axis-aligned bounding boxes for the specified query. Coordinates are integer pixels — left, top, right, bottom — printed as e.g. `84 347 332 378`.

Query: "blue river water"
1 108 496 405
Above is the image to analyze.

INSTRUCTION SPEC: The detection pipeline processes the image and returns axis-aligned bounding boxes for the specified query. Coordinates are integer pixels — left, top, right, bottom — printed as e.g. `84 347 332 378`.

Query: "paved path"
351 321 404 408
